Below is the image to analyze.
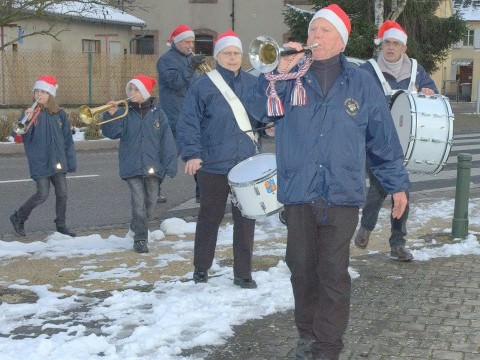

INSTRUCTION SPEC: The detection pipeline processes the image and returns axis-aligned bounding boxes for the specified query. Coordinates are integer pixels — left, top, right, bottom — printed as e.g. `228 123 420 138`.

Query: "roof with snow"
37 1 145 28
453 0 480 21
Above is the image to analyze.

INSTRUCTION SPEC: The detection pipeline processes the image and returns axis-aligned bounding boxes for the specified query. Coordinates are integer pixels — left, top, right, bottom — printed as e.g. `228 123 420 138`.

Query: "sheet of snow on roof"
45 1 145 27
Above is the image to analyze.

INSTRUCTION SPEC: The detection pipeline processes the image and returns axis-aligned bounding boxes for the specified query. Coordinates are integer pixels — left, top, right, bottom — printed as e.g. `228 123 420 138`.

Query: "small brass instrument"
78 99 129 126
191 52 213 73
13 100 39 135
249 35 318 73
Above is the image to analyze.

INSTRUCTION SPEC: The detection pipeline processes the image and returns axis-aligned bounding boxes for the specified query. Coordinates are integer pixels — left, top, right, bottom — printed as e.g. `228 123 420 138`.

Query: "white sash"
367 58 418 96
206 70 257 144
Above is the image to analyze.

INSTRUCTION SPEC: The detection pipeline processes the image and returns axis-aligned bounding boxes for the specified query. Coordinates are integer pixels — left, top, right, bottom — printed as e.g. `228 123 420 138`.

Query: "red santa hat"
126 74 156 100
168 24 195 45
213 29 243 59
309 4 351 50
33 75 58 96
374 20 408 46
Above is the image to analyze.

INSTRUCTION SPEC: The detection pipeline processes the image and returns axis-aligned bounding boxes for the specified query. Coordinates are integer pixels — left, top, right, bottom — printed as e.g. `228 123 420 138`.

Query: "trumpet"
78 99 129 126
249 35 318 73
13 100 39 135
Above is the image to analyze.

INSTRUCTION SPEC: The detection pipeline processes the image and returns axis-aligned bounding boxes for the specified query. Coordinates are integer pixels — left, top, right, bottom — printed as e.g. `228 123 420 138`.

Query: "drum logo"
344 98 360 116
153 120 161 129
264 179 277 194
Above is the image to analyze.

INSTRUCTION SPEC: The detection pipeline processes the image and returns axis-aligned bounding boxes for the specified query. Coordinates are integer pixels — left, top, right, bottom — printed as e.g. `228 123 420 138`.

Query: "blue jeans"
360 168 409 248
126 176 159 242
17 173 68 226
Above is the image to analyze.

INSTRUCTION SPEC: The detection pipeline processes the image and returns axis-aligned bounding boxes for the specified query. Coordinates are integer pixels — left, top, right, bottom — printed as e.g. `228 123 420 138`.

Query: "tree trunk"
389 0 408 21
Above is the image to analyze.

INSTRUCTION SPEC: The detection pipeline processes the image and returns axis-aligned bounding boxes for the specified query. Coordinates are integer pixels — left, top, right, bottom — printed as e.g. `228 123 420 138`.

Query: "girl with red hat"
10 75 77 237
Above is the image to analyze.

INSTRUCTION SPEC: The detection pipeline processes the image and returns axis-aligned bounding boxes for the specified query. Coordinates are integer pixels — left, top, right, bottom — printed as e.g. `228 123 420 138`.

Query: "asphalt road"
0 108 478 238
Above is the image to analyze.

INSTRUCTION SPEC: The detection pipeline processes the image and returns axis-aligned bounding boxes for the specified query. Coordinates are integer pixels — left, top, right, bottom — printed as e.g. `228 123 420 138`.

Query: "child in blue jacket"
101 75 177 253
10 75 77 237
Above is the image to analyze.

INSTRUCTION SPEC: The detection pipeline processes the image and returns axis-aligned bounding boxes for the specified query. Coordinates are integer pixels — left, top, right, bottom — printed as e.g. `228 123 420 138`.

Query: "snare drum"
390 91 454 174
228 153 283 219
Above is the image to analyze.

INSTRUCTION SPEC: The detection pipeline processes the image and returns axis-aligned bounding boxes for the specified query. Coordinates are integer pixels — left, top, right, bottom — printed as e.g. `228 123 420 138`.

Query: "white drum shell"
390 91 454 174
228 153 283 219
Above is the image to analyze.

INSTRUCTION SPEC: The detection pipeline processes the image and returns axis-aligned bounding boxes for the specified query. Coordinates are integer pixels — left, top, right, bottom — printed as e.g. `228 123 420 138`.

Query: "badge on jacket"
344 98 360 116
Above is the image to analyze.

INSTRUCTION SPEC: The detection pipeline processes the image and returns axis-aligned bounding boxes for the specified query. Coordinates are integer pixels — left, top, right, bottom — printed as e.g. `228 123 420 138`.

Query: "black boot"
56 225 76 237
133 240 149 253
10 212 26 237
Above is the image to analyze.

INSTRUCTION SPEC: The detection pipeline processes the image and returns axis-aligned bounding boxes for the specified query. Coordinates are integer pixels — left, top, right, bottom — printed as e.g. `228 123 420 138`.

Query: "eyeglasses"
220 51 242 58
383 40 404 48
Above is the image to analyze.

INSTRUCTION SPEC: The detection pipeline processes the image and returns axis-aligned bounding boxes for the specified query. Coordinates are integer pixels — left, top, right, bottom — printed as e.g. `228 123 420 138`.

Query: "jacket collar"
215 63 242 83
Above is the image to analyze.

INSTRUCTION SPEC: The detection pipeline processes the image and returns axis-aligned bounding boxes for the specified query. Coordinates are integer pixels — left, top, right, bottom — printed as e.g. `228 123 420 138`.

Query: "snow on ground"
0 198 479 360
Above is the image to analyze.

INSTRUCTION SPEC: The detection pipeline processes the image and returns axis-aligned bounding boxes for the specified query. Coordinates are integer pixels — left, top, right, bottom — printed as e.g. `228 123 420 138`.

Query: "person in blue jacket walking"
10 75 77 237
250 4 409 359
353 20 438 261
156 24 205 203
101 75 177 253
176 30 263 289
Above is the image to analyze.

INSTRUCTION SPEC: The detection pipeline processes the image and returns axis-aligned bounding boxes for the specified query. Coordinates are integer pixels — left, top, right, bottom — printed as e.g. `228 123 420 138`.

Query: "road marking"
0 174 99 184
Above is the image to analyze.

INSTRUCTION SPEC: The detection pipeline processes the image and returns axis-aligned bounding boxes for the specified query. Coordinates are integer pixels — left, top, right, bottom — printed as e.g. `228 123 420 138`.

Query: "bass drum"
390 91 454 174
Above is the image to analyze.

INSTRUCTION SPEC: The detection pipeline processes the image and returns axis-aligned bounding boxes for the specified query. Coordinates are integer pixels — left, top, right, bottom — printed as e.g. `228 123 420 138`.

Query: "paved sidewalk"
182 251 480 360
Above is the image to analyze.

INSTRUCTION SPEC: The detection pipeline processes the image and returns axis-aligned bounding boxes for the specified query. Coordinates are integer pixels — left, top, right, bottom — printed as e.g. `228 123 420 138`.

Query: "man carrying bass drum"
354 20 438 261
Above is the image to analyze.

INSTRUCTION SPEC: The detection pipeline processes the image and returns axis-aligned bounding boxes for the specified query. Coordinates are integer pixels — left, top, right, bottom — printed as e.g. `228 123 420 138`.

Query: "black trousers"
285 201 358 360
194 170 256 279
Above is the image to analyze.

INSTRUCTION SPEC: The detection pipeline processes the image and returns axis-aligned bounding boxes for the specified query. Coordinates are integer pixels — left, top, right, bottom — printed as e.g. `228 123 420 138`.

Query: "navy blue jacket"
21 109 76 179
176 64 262 175
157 46 198 134
251 55 410 206
101 99 177 180
360 58 438 100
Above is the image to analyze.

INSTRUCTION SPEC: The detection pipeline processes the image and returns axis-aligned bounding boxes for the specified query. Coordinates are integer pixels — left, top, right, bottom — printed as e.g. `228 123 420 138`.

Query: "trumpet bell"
248 35 280 74
78 100 129 126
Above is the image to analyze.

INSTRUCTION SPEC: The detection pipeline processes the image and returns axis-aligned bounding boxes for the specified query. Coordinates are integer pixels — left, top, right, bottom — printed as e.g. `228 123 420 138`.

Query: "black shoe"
10 212 26 237
193 269 208 283
233 277 257 289
133 240 149 253
56 226 76 237
390 246 413 261
157 194 167 203
354 226 371 249
295 338 314 359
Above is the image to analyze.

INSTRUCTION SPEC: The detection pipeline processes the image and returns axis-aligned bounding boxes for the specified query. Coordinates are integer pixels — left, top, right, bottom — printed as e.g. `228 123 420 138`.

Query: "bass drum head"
228 153 277 186
390 91 414 157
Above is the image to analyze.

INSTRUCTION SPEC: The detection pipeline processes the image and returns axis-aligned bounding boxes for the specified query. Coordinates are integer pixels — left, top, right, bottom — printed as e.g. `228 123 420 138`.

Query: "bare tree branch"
0 0 140 51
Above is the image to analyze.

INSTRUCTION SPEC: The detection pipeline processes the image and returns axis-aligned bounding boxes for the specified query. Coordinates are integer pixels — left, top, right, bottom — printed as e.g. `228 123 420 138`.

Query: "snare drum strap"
207 70 258 144
367 58 418 95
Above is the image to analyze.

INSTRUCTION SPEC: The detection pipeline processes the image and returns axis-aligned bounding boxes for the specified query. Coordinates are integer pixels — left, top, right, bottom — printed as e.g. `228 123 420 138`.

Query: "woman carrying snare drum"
176 30 265 289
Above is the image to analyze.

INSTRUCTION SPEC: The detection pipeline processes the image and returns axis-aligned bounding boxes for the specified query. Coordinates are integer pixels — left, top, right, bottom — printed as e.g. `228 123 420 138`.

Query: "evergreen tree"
283 0 467 73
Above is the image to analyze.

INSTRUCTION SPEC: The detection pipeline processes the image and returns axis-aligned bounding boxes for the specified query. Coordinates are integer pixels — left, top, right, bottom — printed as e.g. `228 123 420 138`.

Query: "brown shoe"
354 227 371 249
390 246 414 262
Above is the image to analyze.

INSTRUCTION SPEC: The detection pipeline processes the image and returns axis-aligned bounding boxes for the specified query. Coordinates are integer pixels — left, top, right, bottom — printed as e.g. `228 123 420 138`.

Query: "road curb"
0 139 119 154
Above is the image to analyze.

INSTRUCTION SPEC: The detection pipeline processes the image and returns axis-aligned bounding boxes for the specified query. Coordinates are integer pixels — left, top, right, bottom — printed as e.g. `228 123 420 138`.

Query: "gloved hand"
190 55 206 70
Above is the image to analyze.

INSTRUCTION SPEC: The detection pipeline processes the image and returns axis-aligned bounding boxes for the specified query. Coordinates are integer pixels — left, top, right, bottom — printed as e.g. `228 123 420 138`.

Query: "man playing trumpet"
250 4 409 359
156 24 205 203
